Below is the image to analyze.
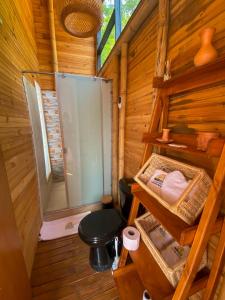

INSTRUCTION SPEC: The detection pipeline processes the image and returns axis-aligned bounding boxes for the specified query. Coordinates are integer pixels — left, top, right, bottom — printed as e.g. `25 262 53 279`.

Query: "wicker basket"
135 213 208 287
134 154 212 225
58 0 102 38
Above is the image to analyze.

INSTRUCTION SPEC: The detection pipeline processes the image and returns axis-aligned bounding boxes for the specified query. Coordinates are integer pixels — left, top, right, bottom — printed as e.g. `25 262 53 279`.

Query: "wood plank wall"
125 9 158 177
100 0 225 298
33 0 96 90
102 8 159 179
0 0 41 275
167 1 225 298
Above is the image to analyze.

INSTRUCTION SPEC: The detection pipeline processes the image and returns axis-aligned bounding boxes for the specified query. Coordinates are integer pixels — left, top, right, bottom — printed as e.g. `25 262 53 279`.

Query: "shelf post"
141 0 170 165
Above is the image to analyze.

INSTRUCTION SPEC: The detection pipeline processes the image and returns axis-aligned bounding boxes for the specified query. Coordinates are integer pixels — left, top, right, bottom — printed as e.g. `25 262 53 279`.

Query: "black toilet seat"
78 209 123 245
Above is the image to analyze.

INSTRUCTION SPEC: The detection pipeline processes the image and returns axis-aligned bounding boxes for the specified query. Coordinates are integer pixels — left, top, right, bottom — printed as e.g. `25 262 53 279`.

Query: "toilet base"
89 246 113 272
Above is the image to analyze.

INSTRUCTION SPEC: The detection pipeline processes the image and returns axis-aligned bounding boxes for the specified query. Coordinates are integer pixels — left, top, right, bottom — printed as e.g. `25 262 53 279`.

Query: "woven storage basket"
58 0 102 38
135 213 208 287
134 154 212 225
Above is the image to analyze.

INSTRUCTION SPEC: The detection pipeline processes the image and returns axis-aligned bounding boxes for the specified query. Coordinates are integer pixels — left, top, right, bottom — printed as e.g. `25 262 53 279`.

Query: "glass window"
99 0 141 68
101 26 115 65
101 0 114 37
121 0 141 30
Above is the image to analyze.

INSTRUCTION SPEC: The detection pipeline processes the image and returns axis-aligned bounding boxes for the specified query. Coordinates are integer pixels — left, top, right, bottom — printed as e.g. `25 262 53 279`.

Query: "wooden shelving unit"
142 133 225 158
130 241 173 299
114 54 225 300
113 264 144 300
129 241 209 300
132 188 224 246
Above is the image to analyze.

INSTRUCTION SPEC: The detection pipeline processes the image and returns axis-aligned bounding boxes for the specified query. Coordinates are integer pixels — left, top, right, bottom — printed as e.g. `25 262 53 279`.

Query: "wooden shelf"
129 241 209 300
142 132 225 158
133 187 224 246
152 55 225 95
113 264 144 300
130 241 174 299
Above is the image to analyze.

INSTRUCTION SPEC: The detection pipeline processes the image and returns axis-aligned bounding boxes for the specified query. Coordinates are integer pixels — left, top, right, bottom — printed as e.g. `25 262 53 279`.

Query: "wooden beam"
172 145 225 299
48 0 58 72
118 43 128 181
141 0 170 165
98 0 158 76
112 54 120 203
202 219 225 300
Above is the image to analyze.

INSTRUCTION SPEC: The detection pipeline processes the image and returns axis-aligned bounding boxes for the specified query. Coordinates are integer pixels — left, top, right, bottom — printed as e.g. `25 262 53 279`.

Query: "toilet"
78 179 136 271
78 208 124 271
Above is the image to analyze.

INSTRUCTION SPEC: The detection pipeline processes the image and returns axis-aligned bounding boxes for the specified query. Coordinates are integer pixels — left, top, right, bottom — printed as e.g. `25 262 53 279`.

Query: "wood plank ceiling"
33 0 96 90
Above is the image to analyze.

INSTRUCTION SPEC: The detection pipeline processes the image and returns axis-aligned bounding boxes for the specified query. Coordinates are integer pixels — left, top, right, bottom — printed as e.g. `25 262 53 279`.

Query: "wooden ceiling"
33 0 97 90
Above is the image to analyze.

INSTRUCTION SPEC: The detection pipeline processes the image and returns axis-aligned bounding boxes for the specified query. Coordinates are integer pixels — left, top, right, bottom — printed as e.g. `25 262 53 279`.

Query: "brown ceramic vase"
196 131 219 151
194 27 218 67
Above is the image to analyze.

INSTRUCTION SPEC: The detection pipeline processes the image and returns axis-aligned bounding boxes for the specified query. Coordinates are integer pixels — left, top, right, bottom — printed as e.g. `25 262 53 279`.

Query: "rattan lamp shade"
58 0 102 38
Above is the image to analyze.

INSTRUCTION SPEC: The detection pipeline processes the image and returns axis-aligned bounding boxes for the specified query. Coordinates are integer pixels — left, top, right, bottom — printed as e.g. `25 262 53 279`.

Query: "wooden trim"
48 0 58 73
202 219 225 300
141 0 170 165
173 144 225 299
98 0 158 76
112 54 120 203
118 43 128 181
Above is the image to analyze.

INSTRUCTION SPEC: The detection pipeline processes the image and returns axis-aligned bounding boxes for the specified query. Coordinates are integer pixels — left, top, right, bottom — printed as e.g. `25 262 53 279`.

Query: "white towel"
161 171 189 205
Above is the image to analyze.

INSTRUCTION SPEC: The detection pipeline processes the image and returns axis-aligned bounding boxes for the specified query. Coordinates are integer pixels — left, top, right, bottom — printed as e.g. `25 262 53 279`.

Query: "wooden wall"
125 9 158 177
100 0 225 298
167 1 225 298
33 0 96 90
101 8 159 178
0 0 41 275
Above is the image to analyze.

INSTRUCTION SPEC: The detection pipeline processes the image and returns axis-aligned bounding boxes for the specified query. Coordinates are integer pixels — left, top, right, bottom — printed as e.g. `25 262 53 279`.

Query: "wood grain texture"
0 147 32 300
31 235 119 300
124 8 158 177
118 43 128 180
0 0 41 275
100 1 225 298
33 0 96 90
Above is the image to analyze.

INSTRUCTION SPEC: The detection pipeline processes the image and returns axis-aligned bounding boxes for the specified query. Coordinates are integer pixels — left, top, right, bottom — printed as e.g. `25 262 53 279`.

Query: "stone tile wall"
42 91 65 182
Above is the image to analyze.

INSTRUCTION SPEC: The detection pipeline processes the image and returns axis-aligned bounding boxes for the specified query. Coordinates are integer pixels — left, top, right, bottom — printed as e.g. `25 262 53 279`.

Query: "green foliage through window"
99 0 140 67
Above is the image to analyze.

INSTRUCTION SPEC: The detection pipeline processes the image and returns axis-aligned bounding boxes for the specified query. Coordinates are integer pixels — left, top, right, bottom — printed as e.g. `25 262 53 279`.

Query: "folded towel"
149 225 174 251
160 241 190 268
147 169 168 194
161 171 189 205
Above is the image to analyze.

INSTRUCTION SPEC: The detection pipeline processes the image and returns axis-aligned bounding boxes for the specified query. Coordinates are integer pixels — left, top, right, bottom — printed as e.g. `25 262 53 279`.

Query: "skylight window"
97 0 140 68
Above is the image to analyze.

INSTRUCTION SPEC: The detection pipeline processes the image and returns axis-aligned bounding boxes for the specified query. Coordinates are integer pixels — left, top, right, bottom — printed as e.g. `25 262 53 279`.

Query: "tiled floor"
31 234 119 300
46 181 68 212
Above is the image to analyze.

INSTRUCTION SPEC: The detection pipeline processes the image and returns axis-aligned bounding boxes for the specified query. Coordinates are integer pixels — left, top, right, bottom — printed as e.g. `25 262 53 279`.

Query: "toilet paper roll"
122 226 140 251
143 290 151 300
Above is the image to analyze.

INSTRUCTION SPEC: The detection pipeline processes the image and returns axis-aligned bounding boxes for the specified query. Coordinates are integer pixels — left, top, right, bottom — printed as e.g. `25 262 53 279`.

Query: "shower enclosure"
56 74 112 208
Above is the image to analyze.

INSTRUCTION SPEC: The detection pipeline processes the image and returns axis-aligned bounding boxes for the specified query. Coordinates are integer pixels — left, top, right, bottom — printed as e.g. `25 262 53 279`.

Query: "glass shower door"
56 74 112 208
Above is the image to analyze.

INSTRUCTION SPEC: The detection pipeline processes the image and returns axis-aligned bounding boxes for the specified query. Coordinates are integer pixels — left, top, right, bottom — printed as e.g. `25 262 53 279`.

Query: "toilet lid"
78 209 123 245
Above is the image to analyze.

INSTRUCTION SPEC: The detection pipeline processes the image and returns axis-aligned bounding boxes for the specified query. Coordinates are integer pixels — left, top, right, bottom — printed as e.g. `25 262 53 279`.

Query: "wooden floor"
31 234 119 300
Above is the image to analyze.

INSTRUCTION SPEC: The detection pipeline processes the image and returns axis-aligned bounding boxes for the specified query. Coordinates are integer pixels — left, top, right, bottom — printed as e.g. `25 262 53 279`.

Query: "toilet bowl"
78 209 124 271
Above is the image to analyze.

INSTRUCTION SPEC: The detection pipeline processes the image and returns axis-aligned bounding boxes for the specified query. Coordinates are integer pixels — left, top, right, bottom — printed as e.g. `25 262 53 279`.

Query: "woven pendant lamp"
58 0 102 38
